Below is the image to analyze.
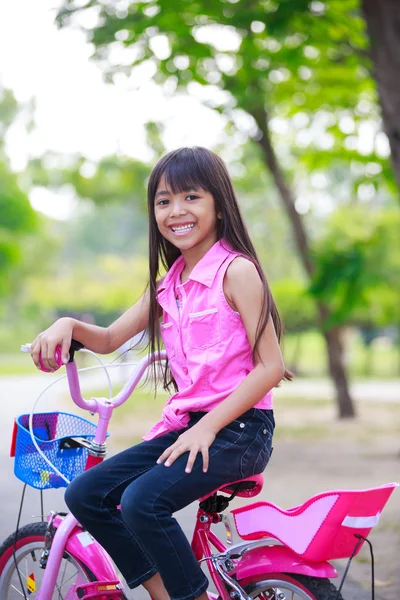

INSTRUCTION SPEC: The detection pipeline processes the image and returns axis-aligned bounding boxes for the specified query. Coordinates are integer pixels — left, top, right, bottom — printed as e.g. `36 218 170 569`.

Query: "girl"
30 147 289 600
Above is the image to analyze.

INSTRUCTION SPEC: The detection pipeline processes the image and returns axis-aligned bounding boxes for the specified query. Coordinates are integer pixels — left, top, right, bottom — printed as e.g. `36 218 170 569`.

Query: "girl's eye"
186 195 198 201
157 199 170 206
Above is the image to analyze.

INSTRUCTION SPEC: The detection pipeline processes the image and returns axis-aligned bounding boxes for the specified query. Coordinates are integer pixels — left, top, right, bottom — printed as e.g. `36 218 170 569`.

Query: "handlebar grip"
39 346 63 373
38 340 84 372
20 339 86 373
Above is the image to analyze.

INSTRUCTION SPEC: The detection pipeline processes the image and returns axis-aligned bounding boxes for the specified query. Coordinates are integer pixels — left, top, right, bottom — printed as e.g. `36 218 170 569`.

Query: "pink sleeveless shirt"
143 239 273 440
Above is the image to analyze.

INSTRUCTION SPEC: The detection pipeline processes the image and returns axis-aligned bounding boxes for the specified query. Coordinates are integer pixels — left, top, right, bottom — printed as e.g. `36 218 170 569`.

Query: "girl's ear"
217 212 222 220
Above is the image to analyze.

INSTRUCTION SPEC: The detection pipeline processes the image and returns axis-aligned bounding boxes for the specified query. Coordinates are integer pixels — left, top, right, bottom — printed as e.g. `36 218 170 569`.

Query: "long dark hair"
146 146 291 390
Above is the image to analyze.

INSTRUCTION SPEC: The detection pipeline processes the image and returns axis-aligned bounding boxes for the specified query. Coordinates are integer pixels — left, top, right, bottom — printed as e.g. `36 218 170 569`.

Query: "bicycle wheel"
239 572 345 600
0 521 95 599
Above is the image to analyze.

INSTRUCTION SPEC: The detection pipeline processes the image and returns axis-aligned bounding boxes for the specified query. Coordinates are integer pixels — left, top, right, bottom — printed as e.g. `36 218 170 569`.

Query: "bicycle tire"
0 521 96 599
240 572 345 600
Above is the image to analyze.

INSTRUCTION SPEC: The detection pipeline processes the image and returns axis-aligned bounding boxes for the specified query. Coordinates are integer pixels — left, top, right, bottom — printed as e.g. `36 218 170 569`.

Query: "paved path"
0 369 377 599
274 377 399 403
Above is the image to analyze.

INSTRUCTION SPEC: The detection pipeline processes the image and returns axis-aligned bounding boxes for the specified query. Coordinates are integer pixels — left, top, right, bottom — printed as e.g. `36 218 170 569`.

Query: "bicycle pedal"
76 580 125 598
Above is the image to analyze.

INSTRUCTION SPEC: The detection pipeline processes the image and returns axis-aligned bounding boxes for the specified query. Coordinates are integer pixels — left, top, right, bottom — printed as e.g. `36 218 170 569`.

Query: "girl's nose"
170 200 186 217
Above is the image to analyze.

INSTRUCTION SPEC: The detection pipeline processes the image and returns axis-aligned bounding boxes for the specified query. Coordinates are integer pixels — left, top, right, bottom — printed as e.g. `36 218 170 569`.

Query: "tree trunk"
253 110 356 418
362 0 400 198
288 333 302 376
323 328 355 418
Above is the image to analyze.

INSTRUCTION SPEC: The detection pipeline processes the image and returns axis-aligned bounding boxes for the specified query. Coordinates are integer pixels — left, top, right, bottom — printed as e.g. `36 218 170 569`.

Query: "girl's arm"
30 291 151 371
198 257 285 433
157 258 285 472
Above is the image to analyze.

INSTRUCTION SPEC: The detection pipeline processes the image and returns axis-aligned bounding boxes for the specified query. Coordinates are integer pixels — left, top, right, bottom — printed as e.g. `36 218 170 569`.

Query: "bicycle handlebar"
20 341 168 477
21 339 167 413
65 350 167 412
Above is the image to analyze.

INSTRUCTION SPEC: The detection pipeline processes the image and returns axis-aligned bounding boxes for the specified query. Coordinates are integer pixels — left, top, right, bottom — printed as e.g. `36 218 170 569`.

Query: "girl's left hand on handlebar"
157 424 216 474
30 318 73 372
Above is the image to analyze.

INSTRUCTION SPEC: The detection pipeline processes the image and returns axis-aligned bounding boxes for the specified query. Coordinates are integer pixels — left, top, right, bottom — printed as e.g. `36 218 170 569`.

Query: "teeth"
172 224 194 232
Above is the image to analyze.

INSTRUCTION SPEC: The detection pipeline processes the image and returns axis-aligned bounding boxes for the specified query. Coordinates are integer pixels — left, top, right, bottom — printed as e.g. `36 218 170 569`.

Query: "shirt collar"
157 255 185 294
157 239 235 295
188 239 234 288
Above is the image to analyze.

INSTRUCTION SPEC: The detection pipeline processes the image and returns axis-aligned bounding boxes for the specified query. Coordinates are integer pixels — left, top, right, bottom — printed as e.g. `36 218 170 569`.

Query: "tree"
55 0 397 417
361 0 400 197
310 207 400 327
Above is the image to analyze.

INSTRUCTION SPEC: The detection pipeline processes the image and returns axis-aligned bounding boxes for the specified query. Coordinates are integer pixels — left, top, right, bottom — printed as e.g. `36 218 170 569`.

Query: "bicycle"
0 341 397 599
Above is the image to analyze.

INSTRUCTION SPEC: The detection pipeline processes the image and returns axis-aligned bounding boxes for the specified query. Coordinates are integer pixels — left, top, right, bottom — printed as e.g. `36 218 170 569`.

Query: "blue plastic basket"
13 412 98 490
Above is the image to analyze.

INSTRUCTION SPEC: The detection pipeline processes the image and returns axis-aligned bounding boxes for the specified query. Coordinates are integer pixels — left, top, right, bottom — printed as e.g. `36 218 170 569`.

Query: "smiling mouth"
170 224 195 233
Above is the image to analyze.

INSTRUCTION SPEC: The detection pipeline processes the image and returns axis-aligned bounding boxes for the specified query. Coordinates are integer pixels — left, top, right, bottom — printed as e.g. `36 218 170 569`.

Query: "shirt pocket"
188 308 221 349
160 321 176 358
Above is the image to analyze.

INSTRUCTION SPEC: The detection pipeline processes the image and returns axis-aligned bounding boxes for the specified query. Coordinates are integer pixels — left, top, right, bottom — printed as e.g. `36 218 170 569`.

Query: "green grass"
112 386 169 423
0 353 36 376
283 330 399 379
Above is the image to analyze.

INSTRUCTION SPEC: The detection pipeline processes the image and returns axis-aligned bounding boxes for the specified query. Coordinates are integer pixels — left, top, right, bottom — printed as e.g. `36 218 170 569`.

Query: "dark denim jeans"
65 408 274 600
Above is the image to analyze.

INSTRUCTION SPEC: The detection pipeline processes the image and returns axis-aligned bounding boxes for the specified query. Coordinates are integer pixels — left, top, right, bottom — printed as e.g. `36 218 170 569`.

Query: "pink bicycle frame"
36 352 167 600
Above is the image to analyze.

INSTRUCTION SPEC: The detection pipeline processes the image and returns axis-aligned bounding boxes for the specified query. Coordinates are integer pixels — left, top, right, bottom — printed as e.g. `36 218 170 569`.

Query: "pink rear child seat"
232 483 398 562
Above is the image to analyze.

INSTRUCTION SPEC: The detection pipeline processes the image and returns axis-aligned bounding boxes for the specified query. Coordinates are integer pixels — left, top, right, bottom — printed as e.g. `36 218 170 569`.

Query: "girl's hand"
157 423 216 474
30 317 74 372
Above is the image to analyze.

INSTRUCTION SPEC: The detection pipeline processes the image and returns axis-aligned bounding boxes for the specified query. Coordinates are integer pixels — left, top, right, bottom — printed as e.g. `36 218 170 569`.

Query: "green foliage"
272 278 317 332
0 238 21 295
61 200 148 261
23 254 148 319
0 165 36 232
54 0 399 341
27 153 151 206
310 208 400 326
145 121 166 159
56 0 393 196
0 87 37 296
3 1 397 355
0 88 18 142
283 328 399 378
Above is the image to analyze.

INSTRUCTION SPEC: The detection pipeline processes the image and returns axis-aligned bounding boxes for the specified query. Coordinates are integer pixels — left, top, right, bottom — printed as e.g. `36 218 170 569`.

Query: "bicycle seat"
198 474 264 502
231 482 398 561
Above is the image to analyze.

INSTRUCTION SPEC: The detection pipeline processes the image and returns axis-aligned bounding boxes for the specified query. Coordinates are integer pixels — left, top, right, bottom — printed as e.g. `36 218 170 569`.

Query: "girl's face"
154 175 219 254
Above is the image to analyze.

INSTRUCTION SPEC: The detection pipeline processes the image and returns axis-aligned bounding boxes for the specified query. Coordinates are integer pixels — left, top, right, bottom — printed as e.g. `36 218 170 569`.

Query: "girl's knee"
120 484 159 532
64 478 82 514
64 474 97 516
120 486 139 526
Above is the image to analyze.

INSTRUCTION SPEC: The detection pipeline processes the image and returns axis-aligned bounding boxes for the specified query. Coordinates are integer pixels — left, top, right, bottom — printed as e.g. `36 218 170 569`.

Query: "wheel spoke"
22 556 29 580
10 583 26 597
56 558 69 599
55 569 80 598
14 562 29 597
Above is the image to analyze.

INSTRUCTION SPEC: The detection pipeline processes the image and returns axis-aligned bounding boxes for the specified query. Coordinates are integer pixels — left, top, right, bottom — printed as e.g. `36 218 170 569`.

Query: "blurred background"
0 0 399 598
